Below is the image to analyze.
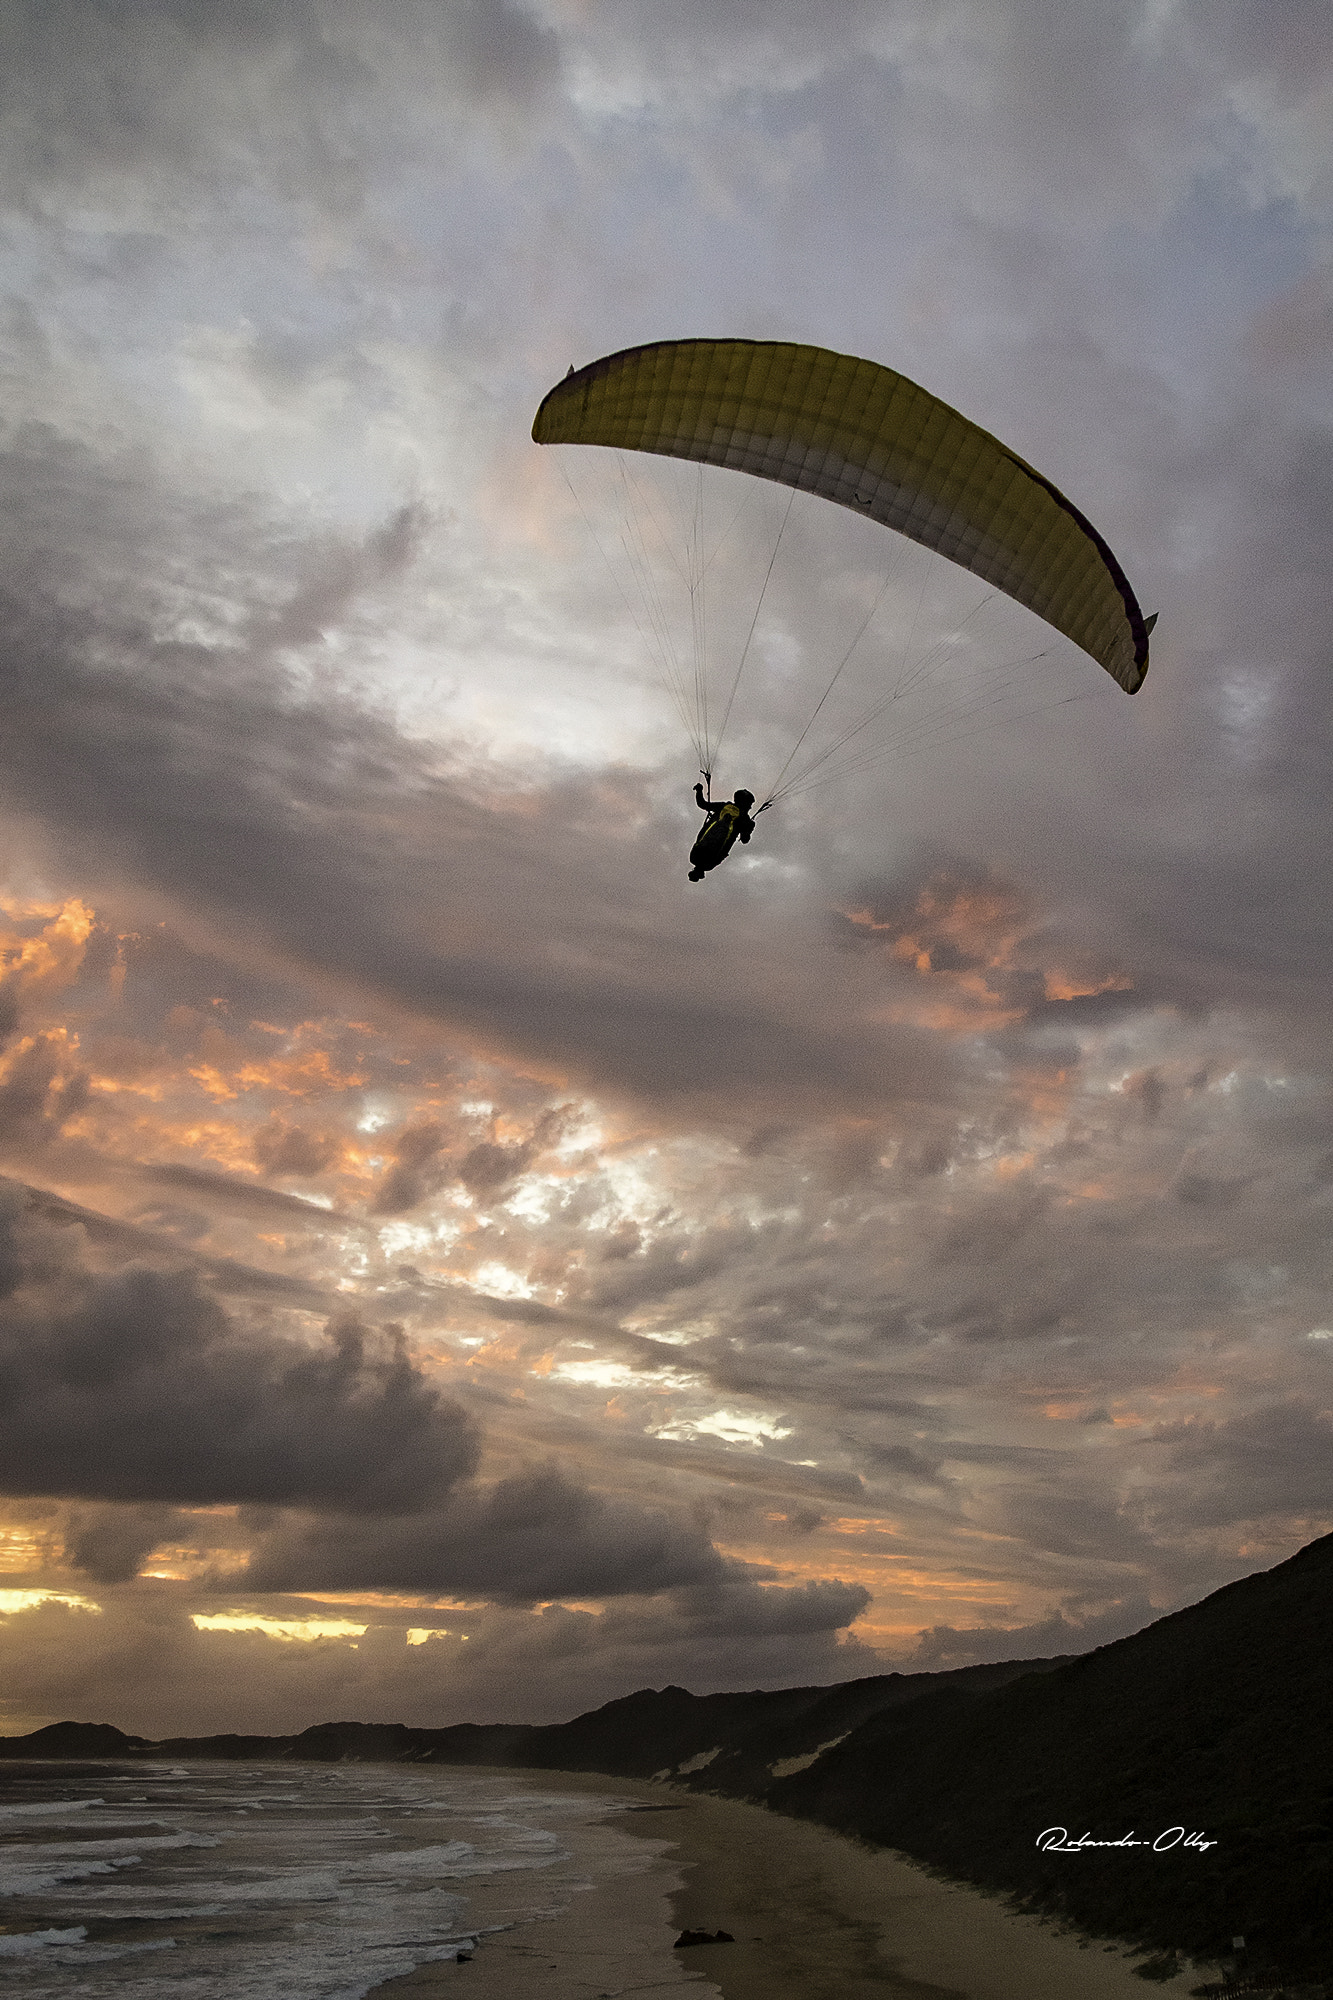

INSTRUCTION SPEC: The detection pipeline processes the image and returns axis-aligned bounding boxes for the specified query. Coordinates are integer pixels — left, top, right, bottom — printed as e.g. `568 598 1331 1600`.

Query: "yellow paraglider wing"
533 339 1153 693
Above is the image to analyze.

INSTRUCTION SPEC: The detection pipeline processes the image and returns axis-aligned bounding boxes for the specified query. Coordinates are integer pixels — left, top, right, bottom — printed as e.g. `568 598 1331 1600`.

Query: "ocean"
0 1758 681 1998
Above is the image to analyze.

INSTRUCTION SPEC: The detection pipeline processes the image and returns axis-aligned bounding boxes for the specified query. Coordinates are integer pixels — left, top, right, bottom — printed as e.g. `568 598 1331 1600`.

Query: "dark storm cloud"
0 1036 89 1147
12 1179 339 1308
250 1118 340 1178
17 1178 221 1258
0 1190 478 1510
369 1110 576 1216
1173 1169 1248 1207
1146 1400 1333 1528
142 1162 356 1222
856 1440 944 1483
990 1482 1161 1568
459 1106 577 1191
905 1593 1158 1671
64 1502 185 1585
371 1123 452 1218
442 0 562 109
666 1574 871 1639
576 1217 769 1315
201 1259 337 1306
243 1461 733 1601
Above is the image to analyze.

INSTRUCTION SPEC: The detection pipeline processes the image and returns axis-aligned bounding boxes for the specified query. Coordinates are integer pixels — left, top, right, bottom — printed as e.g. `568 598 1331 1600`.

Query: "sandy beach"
368 1767 1204 2000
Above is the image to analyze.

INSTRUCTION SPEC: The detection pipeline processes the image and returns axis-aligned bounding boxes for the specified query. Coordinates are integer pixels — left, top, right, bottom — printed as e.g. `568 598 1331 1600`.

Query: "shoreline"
364 1771 711 1999
368 1767 1205 2000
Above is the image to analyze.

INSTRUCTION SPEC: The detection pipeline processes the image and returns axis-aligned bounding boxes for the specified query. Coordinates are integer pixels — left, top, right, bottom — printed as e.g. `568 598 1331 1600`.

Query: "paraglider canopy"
533 338 1153 695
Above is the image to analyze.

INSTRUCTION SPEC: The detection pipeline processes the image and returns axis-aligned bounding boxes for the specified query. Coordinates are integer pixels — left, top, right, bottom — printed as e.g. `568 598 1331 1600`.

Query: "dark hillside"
773 1531 1333 1977
2 1721 152 1756
427 1658 1064 1787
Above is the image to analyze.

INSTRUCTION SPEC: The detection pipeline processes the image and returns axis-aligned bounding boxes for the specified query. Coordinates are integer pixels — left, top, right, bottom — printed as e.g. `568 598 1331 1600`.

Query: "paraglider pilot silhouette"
689 776 757 882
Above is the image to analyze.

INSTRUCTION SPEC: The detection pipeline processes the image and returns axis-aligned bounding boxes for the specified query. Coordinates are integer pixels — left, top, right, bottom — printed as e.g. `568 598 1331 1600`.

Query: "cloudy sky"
0 0 1330 1739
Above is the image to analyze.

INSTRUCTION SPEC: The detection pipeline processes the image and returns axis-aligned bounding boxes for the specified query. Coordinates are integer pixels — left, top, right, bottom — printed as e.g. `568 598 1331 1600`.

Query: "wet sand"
369 1767 1202 2000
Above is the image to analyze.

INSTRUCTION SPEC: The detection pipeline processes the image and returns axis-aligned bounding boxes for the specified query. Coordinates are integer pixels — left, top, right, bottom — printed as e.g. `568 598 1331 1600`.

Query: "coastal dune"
370 1769 1200 2000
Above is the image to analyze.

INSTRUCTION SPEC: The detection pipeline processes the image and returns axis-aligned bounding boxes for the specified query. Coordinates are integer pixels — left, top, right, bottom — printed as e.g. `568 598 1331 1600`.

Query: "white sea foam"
0 1830 220 1896
0 1761 649 1999
341 1836 560 1882
0 1853 144 1895
0 1799 102 1821
0 1928 88 1957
